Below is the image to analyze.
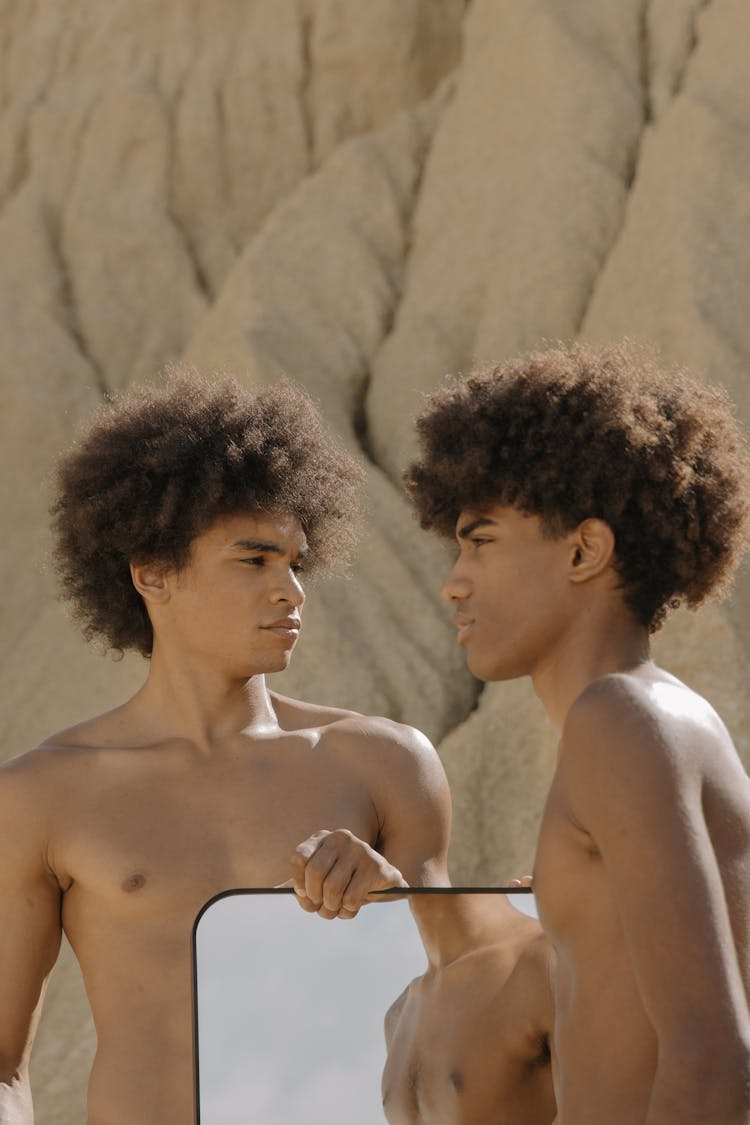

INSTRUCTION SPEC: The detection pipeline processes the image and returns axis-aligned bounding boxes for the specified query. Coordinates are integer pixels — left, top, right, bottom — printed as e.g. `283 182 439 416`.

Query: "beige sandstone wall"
1 1 748 1119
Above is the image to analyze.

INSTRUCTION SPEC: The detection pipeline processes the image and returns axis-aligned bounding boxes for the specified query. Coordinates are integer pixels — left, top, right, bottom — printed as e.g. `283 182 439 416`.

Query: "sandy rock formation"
365 0 647 485
646 0 709 121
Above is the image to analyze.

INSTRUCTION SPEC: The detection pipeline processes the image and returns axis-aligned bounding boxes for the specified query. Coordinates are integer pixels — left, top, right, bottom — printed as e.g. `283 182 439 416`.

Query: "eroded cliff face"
1 2 748 1119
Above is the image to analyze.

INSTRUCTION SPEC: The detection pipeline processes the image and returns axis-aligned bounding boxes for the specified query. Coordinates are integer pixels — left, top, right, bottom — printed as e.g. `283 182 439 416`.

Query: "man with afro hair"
0 374 451 1124
405 342 750 1124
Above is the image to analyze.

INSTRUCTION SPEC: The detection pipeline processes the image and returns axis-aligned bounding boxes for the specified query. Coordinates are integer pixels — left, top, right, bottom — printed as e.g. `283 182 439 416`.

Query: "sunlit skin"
0 511 451 1125
442 504 750 1125
382 894 556 1125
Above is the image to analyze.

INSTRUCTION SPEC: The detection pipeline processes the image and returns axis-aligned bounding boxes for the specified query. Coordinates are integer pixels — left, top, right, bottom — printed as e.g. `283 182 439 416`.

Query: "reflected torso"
382 921 556 1125
534 680 750 1125
41 702 382 1125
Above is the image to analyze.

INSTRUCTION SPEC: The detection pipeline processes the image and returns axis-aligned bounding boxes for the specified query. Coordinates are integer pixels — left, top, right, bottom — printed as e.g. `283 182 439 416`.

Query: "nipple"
122 873 147 893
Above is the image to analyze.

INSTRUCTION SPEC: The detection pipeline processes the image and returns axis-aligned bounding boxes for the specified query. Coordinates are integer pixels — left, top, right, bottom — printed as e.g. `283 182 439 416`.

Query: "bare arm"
563 681 750 1124
0 758 63 1124
368 721 451 889
290 720 451 917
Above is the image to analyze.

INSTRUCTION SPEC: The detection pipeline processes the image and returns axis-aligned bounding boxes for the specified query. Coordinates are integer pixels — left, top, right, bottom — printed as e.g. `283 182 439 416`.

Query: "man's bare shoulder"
39 701 136 751
0 704 133 801
273 694 450 885
271 691 439 761
0 742 72 838
562 667 734 776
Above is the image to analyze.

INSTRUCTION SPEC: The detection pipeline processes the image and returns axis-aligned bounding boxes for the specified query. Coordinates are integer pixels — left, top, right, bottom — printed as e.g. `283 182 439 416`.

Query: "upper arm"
562 684 749 1057
358 721 452 888
0 759 63 1079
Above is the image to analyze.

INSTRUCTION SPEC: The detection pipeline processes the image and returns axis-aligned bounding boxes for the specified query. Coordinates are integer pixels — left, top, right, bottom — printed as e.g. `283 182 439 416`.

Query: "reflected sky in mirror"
194 890 537 1125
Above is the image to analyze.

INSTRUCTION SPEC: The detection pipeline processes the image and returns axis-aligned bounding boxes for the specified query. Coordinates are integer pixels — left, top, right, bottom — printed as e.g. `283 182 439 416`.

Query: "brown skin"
442 504 750 1125
382 894 556 1125
0 511 451 1125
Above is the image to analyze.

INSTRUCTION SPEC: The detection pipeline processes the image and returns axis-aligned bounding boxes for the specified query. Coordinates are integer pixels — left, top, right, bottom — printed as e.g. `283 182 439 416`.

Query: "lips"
261 617 301 638
453 616 474 643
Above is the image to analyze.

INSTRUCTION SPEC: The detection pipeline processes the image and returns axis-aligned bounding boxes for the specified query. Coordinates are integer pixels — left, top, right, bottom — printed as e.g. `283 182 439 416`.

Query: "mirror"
193 888 538 1124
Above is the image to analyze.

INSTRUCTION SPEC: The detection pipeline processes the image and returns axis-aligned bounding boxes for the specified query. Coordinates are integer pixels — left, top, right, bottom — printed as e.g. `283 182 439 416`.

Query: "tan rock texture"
1 1 749 1119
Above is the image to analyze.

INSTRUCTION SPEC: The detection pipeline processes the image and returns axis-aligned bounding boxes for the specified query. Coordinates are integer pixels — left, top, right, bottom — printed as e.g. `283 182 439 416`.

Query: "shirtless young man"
0 376 451 1124
382 893 556 1125
405 342 750 1124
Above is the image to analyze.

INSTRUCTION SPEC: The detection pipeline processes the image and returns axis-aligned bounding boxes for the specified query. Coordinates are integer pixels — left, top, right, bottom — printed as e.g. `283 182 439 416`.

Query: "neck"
531 600 652 728
128 641 278 751
409 893 526 970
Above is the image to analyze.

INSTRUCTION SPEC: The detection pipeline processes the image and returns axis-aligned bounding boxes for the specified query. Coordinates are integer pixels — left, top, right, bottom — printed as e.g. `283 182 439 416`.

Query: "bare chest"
52 749 378 918
383 977 549 1125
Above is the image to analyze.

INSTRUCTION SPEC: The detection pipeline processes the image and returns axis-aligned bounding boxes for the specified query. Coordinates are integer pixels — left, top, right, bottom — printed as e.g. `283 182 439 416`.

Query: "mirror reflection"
193 889 551 1125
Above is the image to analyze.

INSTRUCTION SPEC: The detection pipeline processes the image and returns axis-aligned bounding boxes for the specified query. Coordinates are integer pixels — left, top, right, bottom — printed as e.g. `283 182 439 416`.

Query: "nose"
440 562 471 604
270 569 305 609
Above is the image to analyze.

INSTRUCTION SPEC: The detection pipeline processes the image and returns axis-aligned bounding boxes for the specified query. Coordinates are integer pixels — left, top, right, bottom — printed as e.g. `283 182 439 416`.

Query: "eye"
471 537 491 548
291 562 305 575
242 557 265 567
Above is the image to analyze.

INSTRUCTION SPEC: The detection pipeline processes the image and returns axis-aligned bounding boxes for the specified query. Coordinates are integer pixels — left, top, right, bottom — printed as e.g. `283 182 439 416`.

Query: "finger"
289 830 333 897
336 904 359 920
320 857 357 914
292 891 321 914
315 902 343 921
301 836 344 906
273 877 295 889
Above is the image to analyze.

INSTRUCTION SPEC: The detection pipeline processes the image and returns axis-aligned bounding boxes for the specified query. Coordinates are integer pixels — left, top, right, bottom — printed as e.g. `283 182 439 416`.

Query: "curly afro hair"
51 373 364 656
404 342 750 632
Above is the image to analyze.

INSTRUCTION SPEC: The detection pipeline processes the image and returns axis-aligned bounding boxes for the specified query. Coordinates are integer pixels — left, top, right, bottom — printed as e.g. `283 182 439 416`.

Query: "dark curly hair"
404 342 750 631
51 373 364 656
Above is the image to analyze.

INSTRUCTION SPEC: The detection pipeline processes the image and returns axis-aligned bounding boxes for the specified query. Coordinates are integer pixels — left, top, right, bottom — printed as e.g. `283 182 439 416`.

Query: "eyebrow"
456 517 499 540
230 539 309 557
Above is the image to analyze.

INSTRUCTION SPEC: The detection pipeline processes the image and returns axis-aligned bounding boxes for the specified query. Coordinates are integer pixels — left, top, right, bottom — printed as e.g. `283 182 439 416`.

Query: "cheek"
475 568 515 618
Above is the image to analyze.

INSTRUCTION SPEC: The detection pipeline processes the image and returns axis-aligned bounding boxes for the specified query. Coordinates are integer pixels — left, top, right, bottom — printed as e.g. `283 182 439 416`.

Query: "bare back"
534 668 750 1124
382 918 556 1125
0 694 449 1125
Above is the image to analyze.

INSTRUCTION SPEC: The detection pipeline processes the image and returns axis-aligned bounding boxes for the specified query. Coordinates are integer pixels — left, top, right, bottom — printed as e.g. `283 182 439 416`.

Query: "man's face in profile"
441 504 572 683
156 510 308 679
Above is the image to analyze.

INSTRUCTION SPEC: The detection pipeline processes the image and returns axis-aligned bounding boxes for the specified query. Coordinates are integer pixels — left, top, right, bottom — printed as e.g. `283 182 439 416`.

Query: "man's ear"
130 560 171 605
567 519 615 583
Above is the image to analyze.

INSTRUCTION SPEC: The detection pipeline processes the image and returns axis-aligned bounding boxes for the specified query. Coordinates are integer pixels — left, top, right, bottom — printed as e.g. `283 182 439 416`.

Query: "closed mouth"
454 618 474 643
261 619 301 636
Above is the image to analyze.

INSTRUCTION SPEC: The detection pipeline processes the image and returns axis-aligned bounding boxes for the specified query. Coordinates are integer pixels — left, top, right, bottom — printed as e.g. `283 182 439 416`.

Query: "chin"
266 650 294 674
235 653 291 678
466 648 525 684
